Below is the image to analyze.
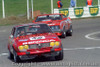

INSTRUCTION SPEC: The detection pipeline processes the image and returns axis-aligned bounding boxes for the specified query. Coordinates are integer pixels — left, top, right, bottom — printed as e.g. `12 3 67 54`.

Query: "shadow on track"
7 56 63 63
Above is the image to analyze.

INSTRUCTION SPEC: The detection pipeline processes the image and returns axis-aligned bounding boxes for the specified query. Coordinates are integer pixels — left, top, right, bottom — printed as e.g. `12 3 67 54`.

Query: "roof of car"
15 23 46 28
37 13 62 17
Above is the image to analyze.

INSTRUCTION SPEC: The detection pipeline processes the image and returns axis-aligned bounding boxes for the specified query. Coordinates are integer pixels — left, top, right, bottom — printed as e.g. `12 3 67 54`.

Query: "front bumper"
17 48 62 60
53 30 63 36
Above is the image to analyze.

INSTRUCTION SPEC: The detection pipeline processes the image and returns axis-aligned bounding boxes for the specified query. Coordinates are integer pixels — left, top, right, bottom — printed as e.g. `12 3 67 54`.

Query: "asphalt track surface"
0 18 100 67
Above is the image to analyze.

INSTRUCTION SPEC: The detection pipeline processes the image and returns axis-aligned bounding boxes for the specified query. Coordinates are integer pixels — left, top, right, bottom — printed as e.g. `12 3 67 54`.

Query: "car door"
62 15 68 30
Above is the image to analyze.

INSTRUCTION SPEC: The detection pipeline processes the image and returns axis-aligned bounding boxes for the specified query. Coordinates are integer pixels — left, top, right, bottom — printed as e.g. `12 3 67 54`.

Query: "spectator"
57 0 63 9
86 0 93 6
70 0 75 7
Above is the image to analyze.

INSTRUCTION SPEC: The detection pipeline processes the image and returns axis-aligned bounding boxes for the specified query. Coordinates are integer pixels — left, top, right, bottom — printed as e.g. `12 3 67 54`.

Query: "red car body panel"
8 23 62 60
17 48 62 56
33 14 72 36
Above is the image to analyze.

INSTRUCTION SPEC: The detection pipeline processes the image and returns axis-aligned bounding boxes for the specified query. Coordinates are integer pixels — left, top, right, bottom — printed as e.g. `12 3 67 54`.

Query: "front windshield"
35 15 62 22
16 24 52 37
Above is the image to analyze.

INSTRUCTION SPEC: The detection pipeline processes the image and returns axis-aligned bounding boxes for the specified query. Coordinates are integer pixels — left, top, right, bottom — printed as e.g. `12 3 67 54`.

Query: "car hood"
15 33 60 46
36 20 62 26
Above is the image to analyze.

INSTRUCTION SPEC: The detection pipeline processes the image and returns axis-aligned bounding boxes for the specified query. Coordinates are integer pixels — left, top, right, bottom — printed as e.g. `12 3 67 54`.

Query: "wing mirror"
32 20 35 22
10 35 13 38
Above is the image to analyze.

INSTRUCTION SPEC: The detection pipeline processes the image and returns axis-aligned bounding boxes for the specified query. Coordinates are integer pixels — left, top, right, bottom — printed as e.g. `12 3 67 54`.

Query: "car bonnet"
15 33 61 46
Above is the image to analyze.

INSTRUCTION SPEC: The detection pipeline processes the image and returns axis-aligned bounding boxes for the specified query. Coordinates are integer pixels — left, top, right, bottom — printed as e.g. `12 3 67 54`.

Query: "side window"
11 27 16 36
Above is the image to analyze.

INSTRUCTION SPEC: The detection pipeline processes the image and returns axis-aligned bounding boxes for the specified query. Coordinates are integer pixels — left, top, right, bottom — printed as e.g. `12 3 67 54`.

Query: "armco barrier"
54 6 100 19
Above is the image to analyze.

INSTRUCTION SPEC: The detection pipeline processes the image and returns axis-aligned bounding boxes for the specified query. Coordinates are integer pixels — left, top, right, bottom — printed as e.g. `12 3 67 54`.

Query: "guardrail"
54 6 100 19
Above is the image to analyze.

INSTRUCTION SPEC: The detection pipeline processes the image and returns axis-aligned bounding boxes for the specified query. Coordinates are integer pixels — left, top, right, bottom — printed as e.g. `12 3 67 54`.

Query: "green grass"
77 0 98 7
5 0 27 17
0 0 98 26
0 16 32 26
0 0 2 18
0 0 98 18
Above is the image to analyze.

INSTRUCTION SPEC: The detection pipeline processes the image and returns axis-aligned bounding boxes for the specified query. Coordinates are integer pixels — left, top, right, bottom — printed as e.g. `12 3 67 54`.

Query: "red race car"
8 23 63 62
33 14 73 38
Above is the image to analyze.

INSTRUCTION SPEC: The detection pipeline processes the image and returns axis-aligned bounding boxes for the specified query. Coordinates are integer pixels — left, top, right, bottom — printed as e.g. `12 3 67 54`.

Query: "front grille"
29 43 50 49
29 44 38 49
41 43 50 48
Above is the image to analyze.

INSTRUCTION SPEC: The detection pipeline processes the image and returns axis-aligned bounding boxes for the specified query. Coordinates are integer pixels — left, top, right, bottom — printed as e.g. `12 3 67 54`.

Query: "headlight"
18 46 24 50
50 26 60 30
55 26 59 30
24 45 29 49
50 42 55 47
50 26 55 30
50 41 60 48
18 45 29 51
55 41 60 46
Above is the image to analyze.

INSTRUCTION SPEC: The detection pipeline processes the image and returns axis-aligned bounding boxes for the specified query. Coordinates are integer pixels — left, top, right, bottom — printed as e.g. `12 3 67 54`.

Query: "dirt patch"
0 16 33 26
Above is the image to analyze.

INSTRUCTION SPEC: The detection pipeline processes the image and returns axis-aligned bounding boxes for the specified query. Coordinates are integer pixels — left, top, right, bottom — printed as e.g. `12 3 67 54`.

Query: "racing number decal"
60 21 65 30
64 20 68 30
65 19 70 29
30 36 45 40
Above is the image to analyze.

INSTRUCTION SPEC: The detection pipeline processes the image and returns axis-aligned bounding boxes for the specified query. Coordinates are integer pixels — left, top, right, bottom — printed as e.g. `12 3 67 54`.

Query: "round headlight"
24 45 29 49
50 42 55 47
55 41 60 46
18 46 24 50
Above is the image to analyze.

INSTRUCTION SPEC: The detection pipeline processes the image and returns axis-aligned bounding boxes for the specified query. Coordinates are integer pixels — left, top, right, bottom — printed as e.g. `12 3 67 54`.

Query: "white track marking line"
63 47 100 51
0 53 8 57
85 31 100 40
1 53 9 55
1 47 100 57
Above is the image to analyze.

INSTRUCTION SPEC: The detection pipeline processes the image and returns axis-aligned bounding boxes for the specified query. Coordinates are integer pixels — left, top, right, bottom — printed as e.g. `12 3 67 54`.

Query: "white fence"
54 6 100 19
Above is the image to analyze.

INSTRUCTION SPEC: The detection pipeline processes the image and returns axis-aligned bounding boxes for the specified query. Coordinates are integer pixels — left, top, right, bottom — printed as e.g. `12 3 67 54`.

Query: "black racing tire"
8 50 13 59
55 45 63 60
13 50 21 63
55 50 64 60
68 26 73 36
61 27 66 38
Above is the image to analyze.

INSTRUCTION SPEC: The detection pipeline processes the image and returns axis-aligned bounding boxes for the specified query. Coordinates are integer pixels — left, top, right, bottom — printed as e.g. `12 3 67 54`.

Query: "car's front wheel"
55 50 63 60
8 50 13 59
67 26 73 36
13 50 21 63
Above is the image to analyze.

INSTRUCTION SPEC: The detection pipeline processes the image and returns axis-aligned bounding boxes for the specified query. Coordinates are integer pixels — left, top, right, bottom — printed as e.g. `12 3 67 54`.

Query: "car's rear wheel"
13 50 21 63
55 50 63 60
67 26 73 36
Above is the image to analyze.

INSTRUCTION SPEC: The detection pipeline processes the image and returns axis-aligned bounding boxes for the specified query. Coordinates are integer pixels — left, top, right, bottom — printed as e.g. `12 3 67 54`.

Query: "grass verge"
0 16 32 26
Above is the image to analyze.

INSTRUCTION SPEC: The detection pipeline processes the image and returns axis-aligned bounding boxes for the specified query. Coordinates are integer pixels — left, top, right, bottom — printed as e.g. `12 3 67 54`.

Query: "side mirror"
32 20 35 22
10 35 13 38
